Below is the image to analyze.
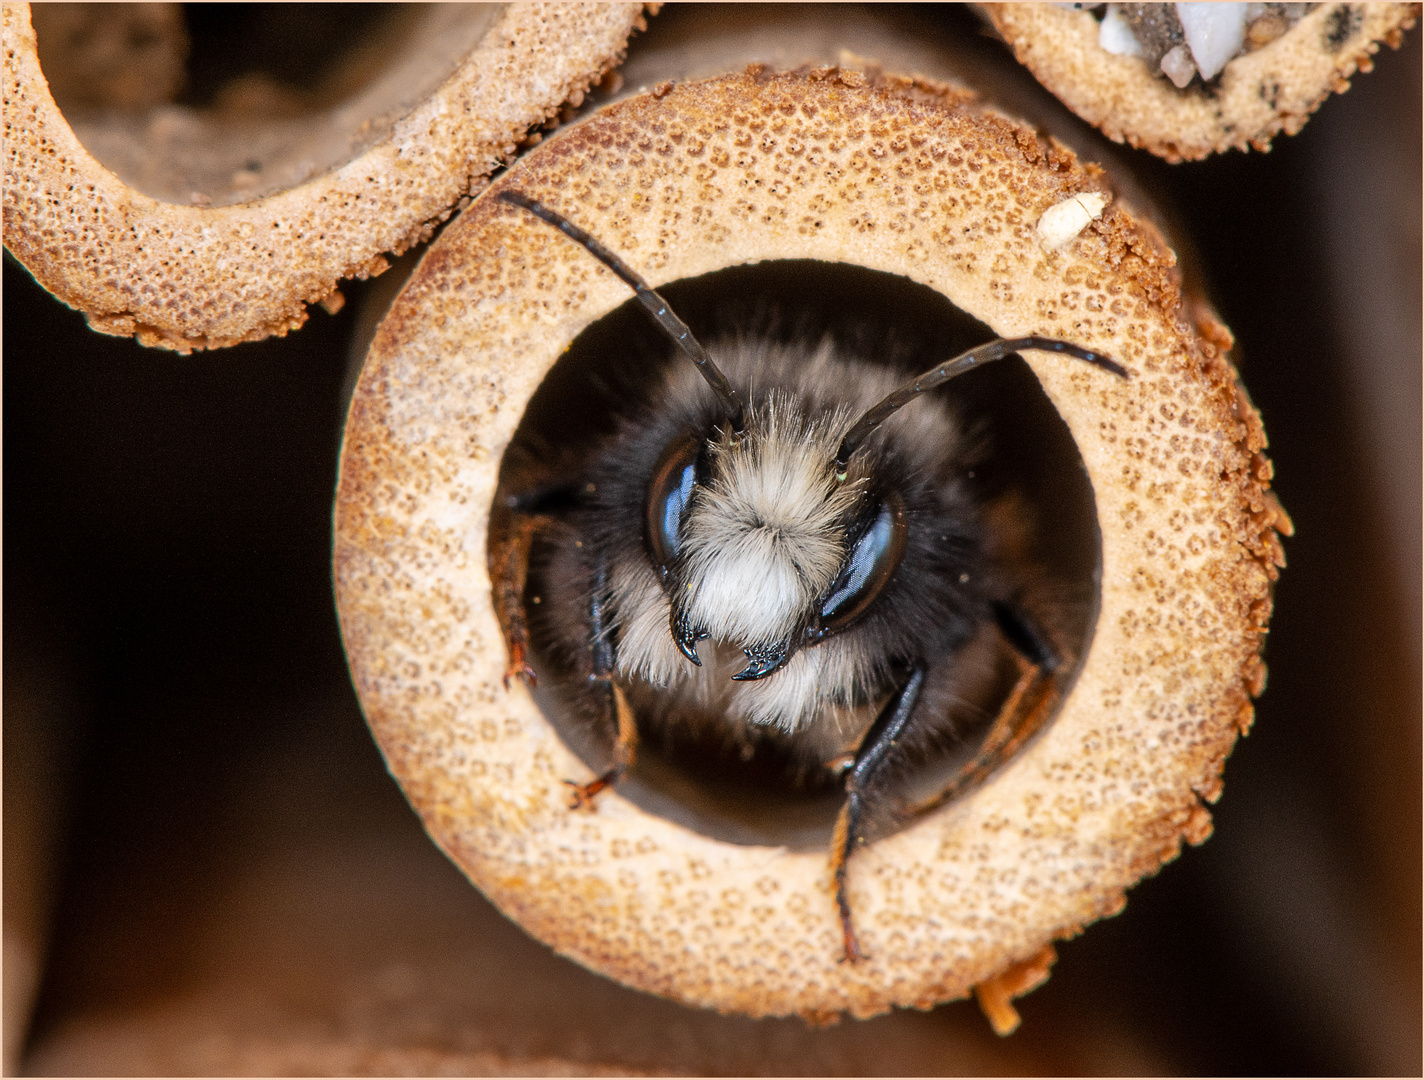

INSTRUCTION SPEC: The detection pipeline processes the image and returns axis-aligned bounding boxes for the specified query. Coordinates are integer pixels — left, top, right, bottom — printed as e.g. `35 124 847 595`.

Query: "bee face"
611 345 938 731
673 405 860 651
650 392 901 683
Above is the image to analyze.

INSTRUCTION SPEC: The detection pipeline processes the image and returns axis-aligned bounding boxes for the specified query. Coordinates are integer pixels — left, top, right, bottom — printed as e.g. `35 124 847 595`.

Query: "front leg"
564 553 640 810
905 602 1062 819
490 482 581 689
490 511 547 688
829 665 927 963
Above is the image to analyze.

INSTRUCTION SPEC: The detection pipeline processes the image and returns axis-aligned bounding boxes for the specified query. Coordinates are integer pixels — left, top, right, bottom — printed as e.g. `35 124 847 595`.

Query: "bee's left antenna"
499 190 746 435
832 336 1128 480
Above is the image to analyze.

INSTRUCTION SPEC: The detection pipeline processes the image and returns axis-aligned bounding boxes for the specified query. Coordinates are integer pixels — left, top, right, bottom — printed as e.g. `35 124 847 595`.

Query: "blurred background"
5 4 1420 1075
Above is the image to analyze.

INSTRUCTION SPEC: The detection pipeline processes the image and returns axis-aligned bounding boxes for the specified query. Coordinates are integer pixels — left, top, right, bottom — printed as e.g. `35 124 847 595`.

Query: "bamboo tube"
2 3 650 352
333 56 1286 1022
978 3 1419 162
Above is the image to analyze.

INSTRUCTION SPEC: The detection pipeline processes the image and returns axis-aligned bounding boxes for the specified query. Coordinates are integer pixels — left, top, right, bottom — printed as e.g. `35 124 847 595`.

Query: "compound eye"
645 432 703 580
817 494 907 636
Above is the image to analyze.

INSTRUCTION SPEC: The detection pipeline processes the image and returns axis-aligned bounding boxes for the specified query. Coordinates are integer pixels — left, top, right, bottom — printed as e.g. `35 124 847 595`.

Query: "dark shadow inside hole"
33 4 416 116
494 260 1102 850
178 4 408 109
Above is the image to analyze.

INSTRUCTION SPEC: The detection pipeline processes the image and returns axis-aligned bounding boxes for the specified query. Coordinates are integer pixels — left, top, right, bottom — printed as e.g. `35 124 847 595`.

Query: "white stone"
1177 2 1248 81
1098 5 1146 57
1160 44 1197 88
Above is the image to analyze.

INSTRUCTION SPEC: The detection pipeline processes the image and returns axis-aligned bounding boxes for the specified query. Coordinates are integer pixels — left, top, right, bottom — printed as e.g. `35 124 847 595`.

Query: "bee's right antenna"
499 190 746 435
832 337 1129 481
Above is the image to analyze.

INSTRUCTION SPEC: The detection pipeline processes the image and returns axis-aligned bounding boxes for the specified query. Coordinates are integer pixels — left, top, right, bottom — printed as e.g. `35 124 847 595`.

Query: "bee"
491 190 1128 962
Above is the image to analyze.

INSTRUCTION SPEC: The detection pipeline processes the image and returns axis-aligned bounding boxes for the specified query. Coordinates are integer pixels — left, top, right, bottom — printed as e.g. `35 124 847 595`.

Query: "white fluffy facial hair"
676 396 863 650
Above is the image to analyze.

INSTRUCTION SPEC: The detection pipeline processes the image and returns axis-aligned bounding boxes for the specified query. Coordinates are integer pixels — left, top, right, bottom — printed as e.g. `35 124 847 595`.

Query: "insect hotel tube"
2 2 650 352
332 28 1288 1028
976 3 1419 162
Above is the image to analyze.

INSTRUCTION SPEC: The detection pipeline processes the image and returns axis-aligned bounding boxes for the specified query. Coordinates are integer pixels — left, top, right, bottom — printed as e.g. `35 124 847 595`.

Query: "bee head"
646 396 907 681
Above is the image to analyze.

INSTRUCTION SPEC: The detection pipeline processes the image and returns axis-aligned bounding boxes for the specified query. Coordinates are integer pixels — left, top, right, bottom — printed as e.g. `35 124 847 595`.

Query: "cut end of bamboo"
3 3 651 351
981 2 1419 161
334 64 1285 1022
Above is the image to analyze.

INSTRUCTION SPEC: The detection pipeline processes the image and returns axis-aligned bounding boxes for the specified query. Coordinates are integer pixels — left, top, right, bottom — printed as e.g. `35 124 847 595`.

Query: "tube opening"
493 260 1103 850
32 3 498 207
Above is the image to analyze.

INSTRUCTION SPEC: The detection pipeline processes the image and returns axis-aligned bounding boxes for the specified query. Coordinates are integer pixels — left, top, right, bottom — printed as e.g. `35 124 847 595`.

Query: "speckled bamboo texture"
982 2 1419 162
333 68 1285 1020
2 3 648 351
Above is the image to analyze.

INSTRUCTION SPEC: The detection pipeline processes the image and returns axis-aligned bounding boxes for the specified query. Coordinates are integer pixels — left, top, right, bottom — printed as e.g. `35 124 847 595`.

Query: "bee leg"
490 510 553 689
992 600 1061 675
565 555 639 811
906 603 1063 819
493 481 588 687
564 682 636 811
830 665 927 963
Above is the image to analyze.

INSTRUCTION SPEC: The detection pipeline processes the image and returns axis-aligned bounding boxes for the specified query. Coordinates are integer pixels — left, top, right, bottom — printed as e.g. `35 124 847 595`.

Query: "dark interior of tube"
494 261 1103 851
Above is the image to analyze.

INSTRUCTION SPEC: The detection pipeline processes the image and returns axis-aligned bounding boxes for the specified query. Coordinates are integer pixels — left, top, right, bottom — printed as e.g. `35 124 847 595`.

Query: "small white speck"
1036 192 1108 252
958 573 970 584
